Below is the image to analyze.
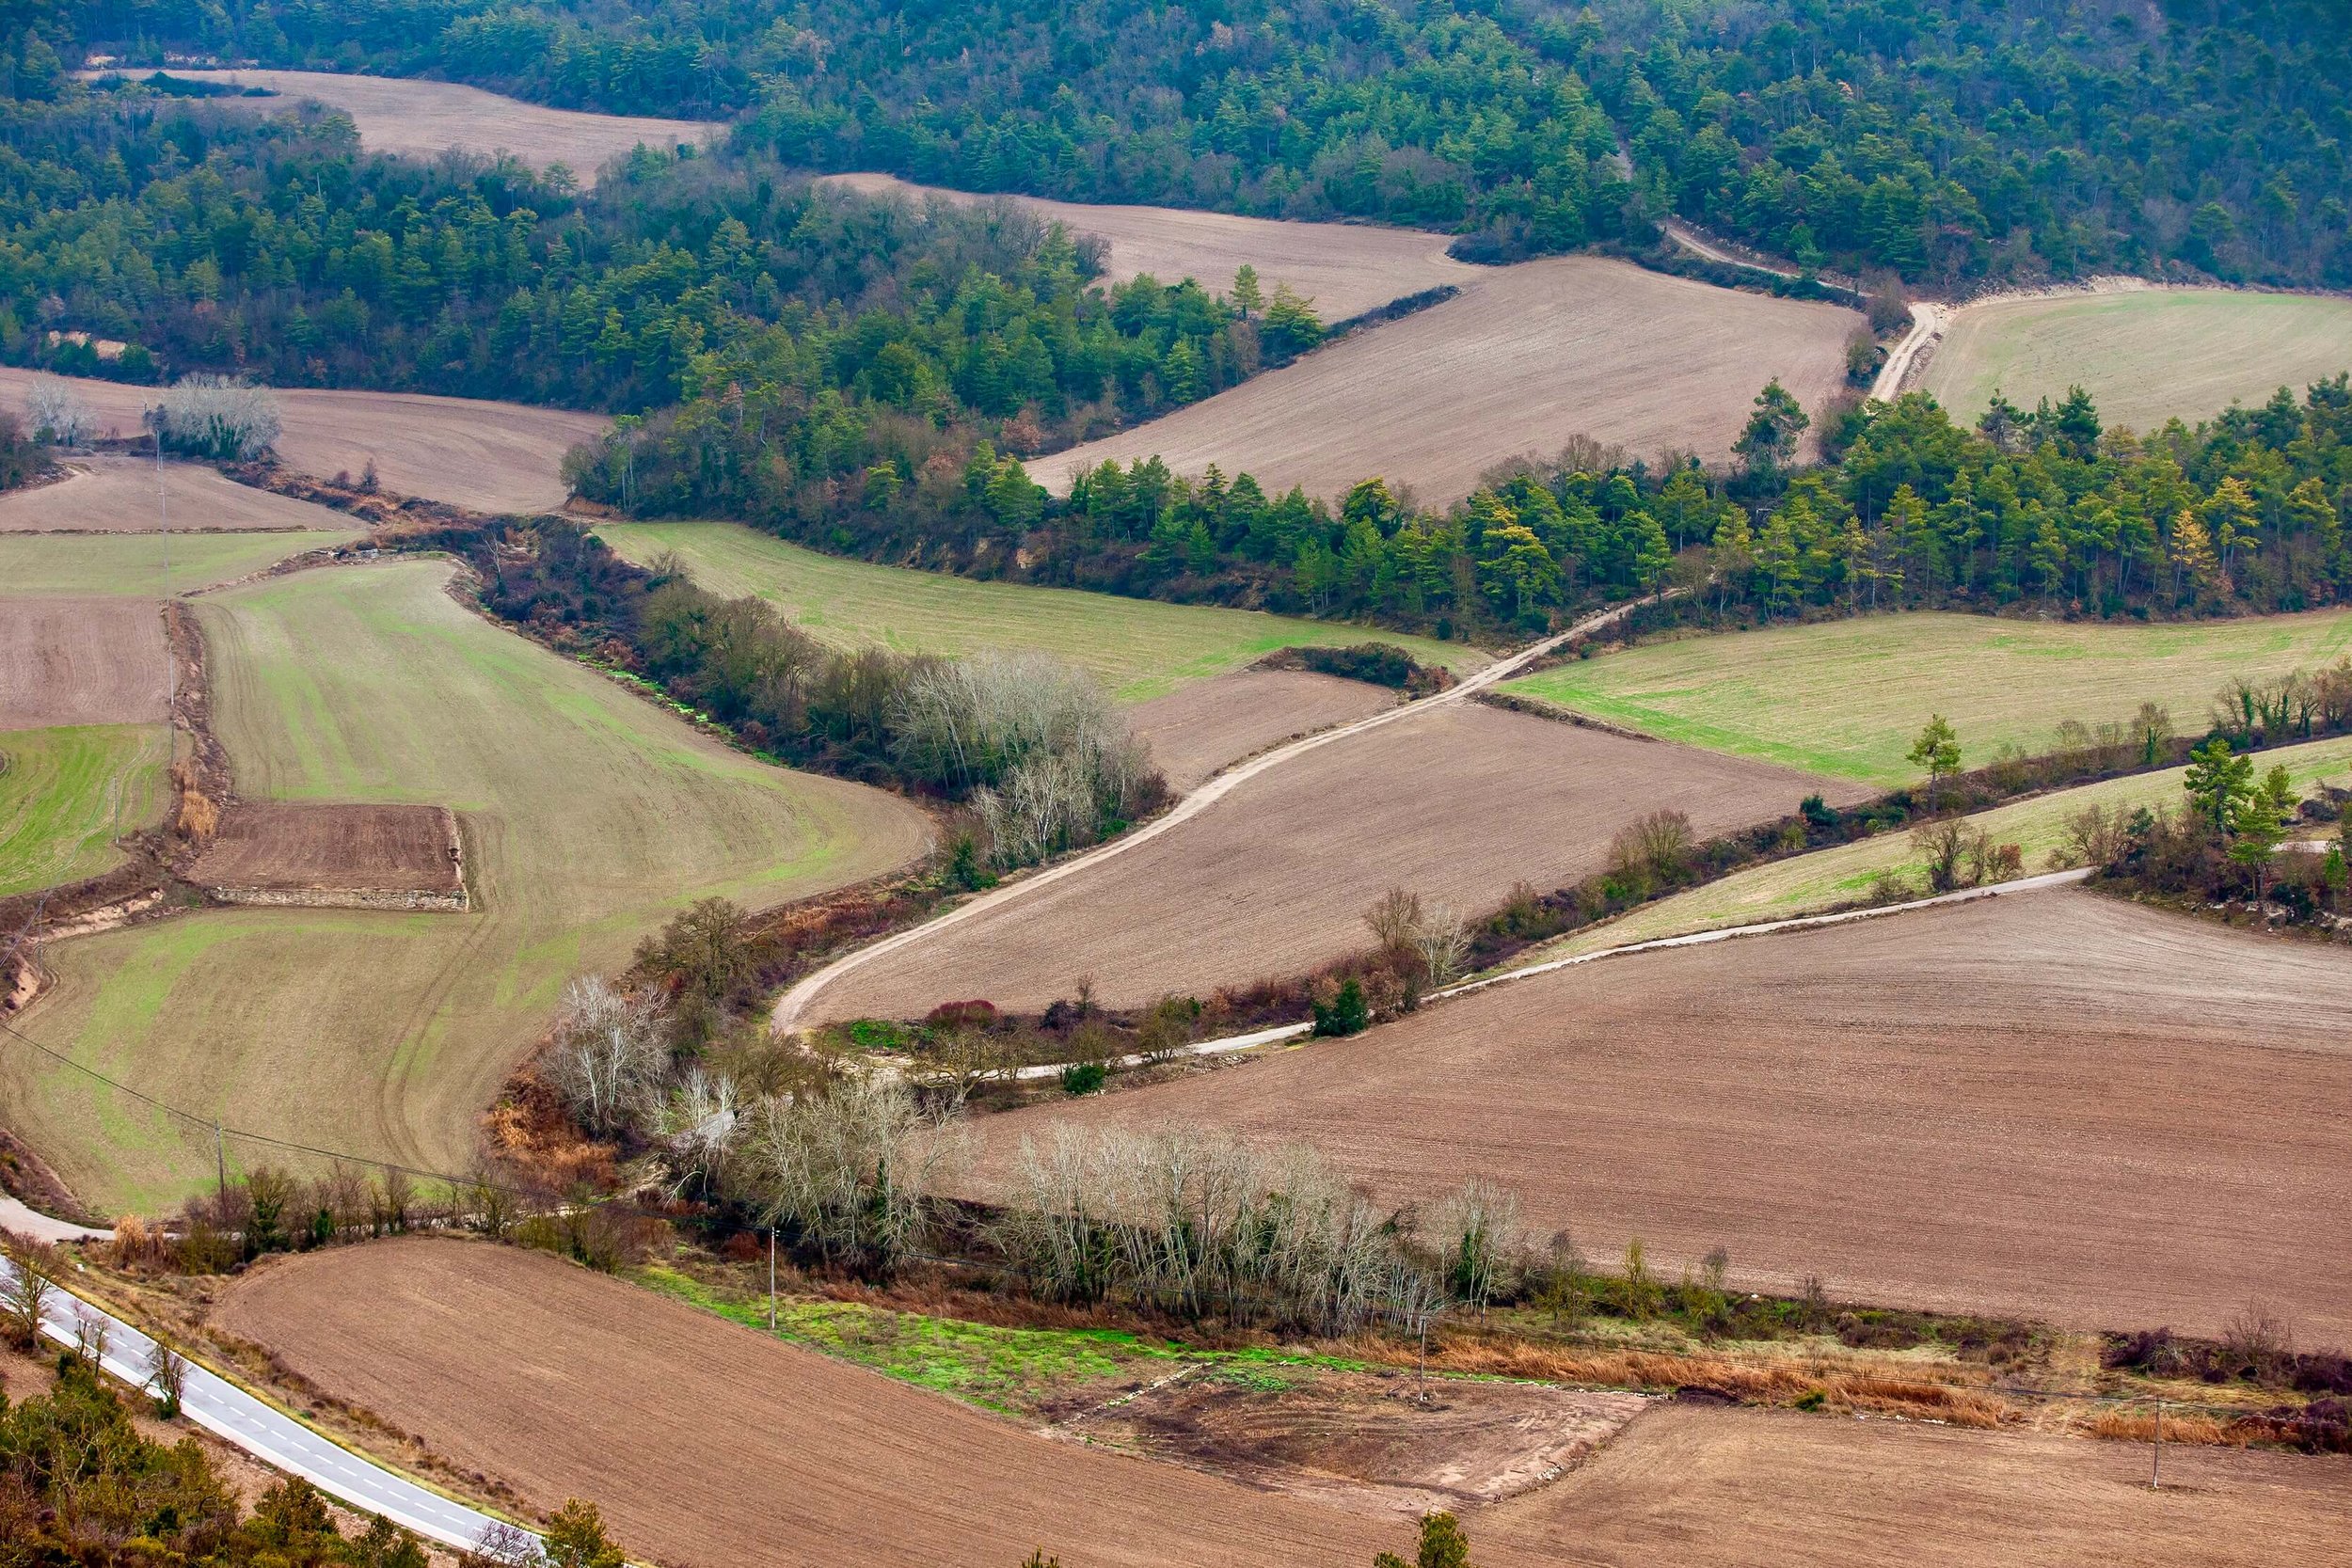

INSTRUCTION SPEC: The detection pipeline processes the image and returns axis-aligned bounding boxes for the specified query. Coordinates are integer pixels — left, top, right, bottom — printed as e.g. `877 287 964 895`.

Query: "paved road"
772 594 1663 1032
0 1253 529 1554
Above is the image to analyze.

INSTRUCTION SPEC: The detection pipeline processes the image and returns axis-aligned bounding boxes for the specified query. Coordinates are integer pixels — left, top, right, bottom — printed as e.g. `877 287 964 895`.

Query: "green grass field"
597 520 1483 702
1 562 928 1212
1500 733 2352 967
1503 610 2352 786
0 530 358 594
1921 289 2352 434
0 723 168 896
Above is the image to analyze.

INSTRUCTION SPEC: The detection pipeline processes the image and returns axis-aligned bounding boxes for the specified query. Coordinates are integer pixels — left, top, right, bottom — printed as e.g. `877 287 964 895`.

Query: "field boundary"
772 594 1668 1032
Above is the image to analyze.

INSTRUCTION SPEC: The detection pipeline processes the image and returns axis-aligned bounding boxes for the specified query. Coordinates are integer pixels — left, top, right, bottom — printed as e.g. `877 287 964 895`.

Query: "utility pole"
213 1120 227 1215
2151 1400 2163 1489
768 1226 778 1331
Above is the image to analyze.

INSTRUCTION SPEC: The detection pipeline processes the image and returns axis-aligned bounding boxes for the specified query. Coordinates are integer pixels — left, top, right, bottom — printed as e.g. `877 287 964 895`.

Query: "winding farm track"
773 598 1657 1032
1872 301 1950 400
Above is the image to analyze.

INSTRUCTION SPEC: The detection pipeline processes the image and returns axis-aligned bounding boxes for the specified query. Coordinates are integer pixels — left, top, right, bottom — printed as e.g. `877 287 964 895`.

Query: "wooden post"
2151 1400 2163 1489
768 1226 777 1332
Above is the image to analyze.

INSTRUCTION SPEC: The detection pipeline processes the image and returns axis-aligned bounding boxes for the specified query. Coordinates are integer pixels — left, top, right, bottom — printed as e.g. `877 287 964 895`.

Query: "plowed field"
119 70 717 181
186 803 462 897
971 889 2352 1338
0 456 349 532
0 368 604 514
1029 257 1860 504
1128 670 1395 789
0 596 166 728
216 1240 2351 1568
812 703 1854 1019
824 173 1478 323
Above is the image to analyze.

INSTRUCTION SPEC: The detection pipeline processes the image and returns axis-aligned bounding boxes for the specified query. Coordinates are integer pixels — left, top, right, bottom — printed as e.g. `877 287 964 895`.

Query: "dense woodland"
38 0 2352 285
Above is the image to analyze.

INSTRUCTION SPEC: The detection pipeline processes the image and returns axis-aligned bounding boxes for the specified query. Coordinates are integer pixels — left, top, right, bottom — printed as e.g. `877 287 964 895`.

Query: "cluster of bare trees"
2211 665 2352 748
892 650 1160 866
24 375 94 446
992 1124 1518 1336
1363 888 1472 993
735 1073 967 1272
157 373 282 460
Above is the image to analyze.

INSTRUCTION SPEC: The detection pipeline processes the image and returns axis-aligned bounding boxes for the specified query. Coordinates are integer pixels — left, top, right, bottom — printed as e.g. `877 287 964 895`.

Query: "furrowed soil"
1028 257 1860 504
114 69 718 182
186 803 462 896
0 723 167 896
812 703 1858 1019
2 562 927 1211
1919 287 2352 434
1128 671 1396 790
0 368 605 514
1504 608 2352 785
0 455 355 532
215 1239 2350 1568
1516 732 2352 960
0 596 167 727
823 172 1479 323
595 519 1482 701
971 889 2352 1339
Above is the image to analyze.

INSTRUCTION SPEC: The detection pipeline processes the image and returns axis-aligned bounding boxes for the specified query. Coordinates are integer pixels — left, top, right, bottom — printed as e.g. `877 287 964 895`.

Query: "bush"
1059 1060 1107 1095
1312 977 1371 1037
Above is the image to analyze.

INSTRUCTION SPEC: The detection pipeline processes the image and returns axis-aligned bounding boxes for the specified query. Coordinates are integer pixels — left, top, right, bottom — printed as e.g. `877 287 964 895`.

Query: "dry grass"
823 172 1479 323
117 69 718 182
1028 256 1860 504
968 889 2352 1339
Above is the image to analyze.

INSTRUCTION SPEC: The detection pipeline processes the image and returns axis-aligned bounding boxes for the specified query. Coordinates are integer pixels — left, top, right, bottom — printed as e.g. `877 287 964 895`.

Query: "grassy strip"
0 530 360 594
1502 609 2352 785
1501 732 2352 966
596 519 1483 703
0 723 168 897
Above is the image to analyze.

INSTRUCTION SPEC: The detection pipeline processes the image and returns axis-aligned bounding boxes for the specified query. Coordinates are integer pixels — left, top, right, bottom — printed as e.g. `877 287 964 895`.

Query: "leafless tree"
1436 1178 1520 1315
146 1338 191 1417
25 375 93 445
463 1521 545 1568
158 373 283 460
1409 902 1471 988
1364 888 1423 954
0 1237 58 1351
72 1306 109 1371
546 975 672 1137
655 1067 741 1196
734 1071 967 1273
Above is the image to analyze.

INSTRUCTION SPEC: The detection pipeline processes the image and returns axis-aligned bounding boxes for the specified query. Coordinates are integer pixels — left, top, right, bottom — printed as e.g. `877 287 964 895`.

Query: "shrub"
1059 1060 1107 1095
1312 976 1371 1036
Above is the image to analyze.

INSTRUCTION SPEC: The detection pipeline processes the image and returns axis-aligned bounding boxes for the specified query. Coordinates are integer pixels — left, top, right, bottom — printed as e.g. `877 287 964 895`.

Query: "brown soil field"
1028 257 1861 504
973 890 2352 1340
216 1238 1420 1568
1051 1368 1647 1519
0 368 606 514
824 173 1479 323
0 455 352 532
117 70 718 182
1479 1402 2352 1568
215 1240 2350 1568
0 596 166 727
1127 669 1396 790
813 703 1856 1019
186 803 462 895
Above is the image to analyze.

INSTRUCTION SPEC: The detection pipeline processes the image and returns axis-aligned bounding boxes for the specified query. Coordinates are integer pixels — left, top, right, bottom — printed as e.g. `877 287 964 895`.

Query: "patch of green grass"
1503 610 2352 786
0 723 168 895
1503 732 2352 966
1921 289 2352 435
4 562 928 1212
597 520 1483 702
0 530 358 594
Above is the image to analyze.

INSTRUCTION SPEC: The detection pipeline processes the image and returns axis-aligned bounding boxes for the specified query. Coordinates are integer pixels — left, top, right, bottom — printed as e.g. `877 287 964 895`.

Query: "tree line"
45 1 2352 286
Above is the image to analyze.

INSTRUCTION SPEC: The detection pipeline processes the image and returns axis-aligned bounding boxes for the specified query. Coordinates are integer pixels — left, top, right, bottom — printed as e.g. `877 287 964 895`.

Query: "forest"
37 0 2352 285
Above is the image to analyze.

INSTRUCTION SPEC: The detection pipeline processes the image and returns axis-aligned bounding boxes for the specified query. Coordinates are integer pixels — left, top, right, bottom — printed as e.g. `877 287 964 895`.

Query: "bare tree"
655 1066 741 1196
734 1071 966 1274
0 1237 58 1351
1409 902 1471 988
545 975 672 1137
1364 888 1424 954
146 1338 191 1418
1435 1178 1520 1315
158 373 282 460
72 1306 110 1371
25 375 93 445
463 1521 546 1568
